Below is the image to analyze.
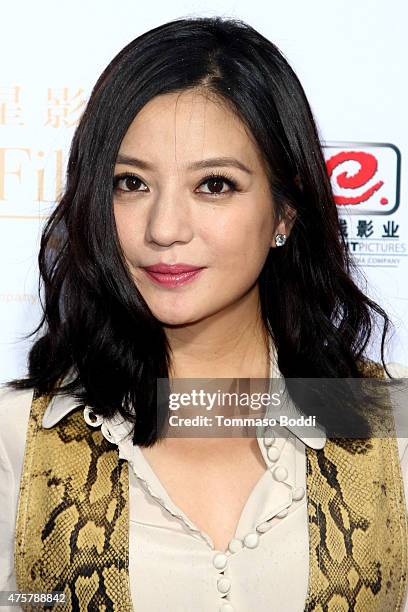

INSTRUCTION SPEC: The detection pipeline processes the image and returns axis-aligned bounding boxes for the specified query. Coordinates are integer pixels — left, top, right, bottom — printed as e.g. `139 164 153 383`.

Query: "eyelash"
112 171 238 197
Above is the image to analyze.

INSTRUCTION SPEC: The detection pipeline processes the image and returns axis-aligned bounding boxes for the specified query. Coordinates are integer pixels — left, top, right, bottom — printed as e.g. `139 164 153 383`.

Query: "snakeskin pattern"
14 389 133 611
14 361 408 611
303 360 408 610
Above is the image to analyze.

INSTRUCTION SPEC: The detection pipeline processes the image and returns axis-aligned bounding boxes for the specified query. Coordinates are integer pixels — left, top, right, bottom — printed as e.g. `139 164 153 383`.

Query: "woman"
1 15 407 612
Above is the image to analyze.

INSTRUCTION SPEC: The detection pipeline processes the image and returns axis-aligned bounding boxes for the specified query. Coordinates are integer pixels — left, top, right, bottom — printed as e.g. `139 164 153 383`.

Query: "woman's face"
113 89 288 325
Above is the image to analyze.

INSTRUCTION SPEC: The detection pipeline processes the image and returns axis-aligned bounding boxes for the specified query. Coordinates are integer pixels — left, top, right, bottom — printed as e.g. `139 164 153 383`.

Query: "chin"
155 314 202 327
151 306 210 327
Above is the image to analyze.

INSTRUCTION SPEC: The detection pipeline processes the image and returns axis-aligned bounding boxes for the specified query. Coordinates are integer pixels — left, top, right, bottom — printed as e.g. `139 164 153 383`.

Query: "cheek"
211 210 272 268
113 206 140 254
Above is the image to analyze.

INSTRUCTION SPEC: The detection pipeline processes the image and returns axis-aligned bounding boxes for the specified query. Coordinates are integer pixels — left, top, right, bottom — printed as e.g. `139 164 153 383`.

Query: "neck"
164 285 271 380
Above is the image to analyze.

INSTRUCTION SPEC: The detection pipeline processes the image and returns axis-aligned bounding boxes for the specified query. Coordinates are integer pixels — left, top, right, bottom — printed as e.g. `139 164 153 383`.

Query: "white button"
292 486 305 501
220 604 234 612
83 407 103 427
217 578 231 594
264 433 275 447
213 553 228 570
257 521 272 533
267 446 281 462
272 465 288 482
243 532 259 548
228 538 242 553
277 507 289 518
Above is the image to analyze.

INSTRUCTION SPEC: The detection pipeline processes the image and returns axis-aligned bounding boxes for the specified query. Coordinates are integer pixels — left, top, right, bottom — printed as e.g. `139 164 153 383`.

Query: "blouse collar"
41 336 327 450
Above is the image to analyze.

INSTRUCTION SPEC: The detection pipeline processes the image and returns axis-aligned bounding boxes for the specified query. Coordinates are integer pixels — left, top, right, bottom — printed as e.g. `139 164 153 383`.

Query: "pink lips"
142 263 205 288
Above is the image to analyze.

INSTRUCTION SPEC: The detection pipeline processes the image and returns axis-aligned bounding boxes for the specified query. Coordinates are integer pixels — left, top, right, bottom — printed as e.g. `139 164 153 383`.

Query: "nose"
145 186 194 247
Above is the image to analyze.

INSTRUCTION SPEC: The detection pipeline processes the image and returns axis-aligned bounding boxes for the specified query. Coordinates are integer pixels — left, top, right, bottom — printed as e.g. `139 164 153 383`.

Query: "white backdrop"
1 0 407 383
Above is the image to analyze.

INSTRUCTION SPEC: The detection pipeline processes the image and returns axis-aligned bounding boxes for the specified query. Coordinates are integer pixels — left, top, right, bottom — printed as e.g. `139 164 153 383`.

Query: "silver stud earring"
275 233 287 247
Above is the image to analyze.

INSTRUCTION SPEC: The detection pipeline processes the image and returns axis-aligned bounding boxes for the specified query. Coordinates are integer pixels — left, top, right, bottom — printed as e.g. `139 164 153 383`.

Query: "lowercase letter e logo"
324 142 400 215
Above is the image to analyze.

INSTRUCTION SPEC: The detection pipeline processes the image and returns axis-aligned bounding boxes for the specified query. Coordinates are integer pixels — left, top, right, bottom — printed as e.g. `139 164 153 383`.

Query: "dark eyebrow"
115 154 253 175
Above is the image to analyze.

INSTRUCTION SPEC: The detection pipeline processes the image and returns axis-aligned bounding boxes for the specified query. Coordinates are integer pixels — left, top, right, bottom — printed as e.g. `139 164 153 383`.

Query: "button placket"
221 427 294 569
257 429 298 526
213 552 228 570
217 577 231 594
211 550 235 610
293 486 305 501
228 538 243 554
264 430 275 447
243 532 259 548
267 445 281 461
259 424 288 466
216 514 265 609
272 465 288 482
256 521 273 534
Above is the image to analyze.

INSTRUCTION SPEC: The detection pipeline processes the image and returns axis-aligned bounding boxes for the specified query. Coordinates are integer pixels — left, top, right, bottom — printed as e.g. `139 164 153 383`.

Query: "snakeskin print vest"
14 363 408 611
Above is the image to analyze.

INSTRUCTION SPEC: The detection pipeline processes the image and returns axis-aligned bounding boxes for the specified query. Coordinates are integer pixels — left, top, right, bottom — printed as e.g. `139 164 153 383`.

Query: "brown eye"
197 173 237 196
113 174 146 192
203 178 227 194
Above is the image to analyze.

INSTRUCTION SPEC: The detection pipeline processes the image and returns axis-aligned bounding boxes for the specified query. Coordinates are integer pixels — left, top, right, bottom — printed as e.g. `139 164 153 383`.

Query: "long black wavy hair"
5 16 399 445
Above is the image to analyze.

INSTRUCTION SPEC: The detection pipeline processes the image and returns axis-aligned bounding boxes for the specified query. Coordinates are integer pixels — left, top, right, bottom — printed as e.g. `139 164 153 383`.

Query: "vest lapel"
15 389 133 611
302 361 408 610
303 437 408 610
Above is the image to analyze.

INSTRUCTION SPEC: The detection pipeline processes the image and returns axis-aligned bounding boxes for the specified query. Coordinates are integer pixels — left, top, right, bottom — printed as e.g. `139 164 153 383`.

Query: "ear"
270 203 297 248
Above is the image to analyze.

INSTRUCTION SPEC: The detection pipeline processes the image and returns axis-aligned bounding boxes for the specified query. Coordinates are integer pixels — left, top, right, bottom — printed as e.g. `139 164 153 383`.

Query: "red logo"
323 143 400 214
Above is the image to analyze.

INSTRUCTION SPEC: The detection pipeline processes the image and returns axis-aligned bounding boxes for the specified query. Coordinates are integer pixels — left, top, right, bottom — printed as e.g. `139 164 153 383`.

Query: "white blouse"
1 359 408 611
